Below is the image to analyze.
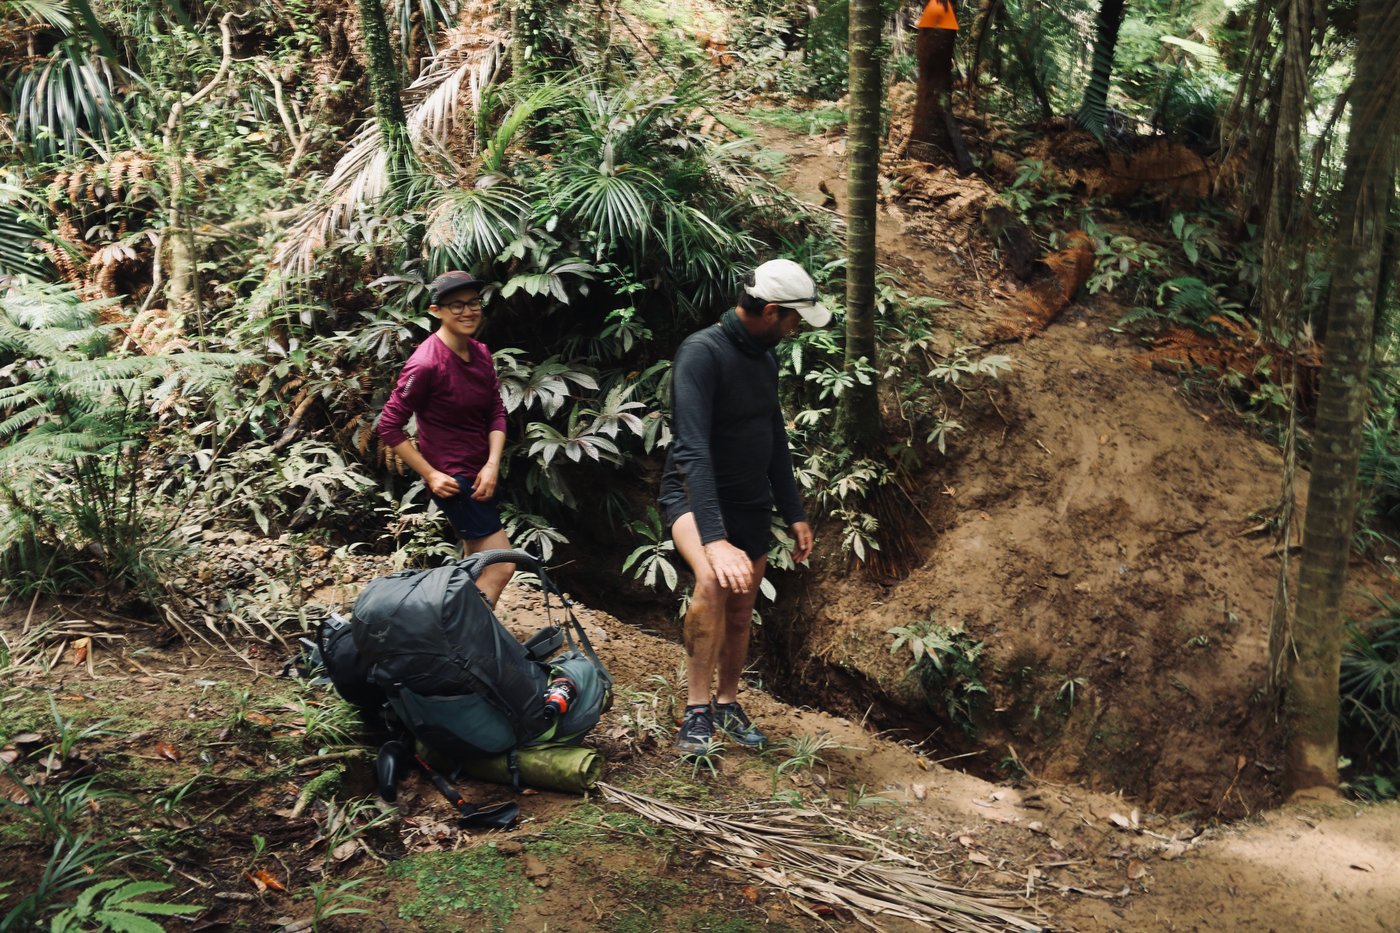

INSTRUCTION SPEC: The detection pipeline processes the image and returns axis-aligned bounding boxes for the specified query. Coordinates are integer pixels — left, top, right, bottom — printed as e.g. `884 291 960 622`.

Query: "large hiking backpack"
317 549 611 804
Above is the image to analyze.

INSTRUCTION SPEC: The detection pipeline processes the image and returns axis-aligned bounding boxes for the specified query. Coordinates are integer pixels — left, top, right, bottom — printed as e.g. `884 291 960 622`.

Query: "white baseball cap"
745 259 832 328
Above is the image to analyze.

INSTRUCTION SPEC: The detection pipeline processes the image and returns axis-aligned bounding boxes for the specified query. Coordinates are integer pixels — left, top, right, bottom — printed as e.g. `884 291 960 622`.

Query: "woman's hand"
470 462 499 501
427 471 460 498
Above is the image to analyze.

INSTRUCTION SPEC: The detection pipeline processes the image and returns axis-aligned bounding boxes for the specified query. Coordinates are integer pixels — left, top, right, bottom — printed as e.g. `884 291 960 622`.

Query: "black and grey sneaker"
713 701 768 750
675 704 715 755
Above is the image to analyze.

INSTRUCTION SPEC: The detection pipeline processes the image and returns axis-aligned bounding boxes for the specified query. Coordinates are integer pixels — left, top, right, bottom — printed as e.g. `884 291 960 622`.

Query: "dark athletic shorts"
660 494 773 561
432 473 504 541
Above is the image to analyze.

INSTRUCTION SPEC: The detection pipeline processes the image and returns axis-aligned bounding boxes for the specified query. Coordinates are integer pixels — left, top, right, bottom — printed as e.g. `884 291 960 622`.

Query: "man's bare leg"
464 529 514 606
671 513 730 707
714 556 766 705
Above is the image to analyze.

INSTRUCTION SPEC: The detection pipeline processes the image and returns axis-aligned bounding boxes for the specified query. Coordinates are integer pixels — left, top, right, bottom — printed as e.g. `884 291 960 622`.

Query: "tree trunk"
836 0 883 449
1074 0 1128 141
910 23 971 173
356 0 408 150
1257 0 1316 338
1287 0 1400 798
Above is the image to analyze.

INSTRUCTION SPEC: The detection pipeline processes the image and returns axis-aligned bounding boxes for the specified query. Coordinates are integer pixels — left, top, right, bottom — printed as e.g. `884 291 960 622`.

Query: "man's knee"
690 572 725 609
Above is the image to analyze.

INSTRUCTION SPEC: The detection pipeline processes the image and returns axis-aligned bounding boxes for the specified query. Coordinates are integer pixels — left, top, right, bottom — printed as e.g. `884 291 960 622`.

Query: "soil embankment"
746 119 1381 816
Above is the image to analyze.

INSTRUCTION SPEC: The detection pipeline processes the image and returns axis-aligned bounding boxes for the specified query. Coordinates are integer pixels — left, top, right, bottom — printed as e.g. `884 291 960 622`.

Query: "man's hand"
790 521 814 564
704 539 754 594
470 462 499 501
426 471 460 498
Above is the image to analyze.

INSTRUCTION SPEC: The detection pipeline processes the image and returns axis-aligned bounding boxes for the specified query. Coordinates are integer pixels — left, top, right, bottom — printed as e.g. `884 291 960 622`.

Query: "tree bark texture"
1074 0 1128 140
1288 0 1400 797
910 26 971 172
837 0 883 448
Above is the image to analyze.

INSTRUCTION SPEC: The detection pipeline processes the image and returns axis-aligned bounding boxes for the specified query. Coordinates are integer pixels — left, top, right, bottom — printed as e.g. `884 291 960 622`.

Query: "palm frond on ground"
600 783 1045 932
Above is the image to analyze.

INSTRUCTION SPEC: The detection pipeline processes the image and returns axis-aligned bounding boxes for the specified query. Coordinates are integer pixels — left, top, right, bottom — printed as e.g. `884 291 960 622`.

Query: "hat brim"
430 272 487 303
796 301 832 328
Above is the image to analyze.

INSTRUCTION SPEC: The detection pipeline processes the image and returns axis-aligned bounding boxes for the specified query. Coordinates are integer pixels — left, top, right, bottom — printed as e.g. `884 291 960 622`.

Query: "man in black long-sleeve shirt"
659 259 831 754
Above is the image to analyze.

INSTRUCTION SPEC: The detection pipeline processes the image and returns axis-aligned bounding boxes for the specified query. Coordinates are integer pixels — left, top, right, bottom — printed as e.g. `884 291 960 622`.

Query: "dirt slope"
750 119 1358 816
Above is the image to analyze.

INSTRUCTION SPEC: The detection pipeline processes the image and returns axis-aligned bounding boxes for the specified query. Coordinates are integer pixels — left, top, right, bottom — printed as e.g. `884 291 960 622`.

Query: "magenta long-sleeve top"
376 332 509 478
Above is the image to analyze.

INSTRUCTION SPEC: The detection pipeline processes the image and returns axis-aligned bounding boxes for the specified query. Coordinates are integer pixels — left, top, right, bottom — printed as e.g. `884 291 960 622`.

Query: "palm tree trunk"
1074 0 1128 140
836 0 883 448
1287 0 1400 798
1257 0 1316 339
910 13 971 173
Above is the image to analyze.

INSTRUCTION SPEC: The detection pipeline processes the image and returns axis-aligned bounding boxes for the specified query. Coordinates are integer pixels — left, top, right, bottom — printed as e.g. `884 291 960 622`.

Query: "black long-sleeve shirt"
659 319 806 545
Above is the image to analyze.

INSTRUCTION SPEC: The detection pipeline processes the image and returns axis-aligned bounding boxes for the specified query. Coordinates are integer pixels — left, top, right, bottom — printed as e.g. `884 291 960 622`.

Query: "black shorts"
660 494 773 561
432 474 504 541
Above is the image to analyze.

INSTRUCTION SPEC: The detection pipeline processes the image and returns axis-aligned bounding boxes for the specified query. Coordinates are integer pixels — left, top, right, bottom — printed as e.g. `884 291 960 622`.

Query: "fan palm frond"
424 181 531 266
480 81 573 174
5 0 75 31
275 33 506 277
550 159 666 249
10 39 127 159
0 178 51 280
392 0 457 75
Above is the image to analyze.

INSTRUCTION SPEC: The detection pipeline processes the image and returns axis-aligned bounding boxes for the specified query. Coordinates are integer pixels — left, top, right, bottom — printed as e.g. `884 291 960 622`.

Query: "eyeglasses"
441 299 484 316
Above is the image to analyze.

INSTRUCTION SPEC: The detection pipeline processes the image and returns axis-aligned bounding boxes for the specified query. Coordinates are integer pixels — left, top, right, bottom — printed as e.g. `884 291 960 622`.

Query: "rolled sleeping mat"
456 744 604 794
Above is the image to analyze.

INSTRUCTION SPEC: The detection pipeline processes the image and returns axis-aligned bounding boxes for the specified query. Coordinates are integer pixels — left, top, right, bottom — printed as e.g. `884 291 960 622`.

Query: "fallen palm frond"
274 27 505 278
597 783 1044 932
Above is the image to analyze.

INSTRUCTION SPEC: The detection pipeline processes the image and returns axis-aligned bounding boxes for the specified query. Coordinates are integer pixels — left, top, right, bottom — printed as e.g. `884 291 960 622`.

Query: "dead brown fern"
984 230 1097 342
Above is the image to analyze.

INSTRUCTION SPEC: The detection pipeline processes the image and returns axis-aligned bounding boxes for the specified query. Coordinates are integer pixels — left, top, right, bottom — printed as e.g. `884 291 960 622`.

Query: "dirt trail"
7 566 1396 931
500 583 1400 933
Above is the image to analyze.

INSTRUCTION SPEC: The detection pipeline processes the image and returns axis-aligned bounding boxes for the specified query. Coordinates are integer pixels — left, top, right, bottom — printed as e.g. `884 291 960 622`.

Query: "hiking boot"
713 701 768 750
675 704 716 755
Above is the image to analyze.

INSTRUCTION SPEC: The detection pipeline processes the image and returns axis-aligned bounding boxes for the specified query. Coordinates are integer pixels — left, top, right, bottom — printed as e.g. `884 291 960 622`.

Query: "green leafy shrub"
888 616 987 734
1340 596 1400 797
0 283 243 596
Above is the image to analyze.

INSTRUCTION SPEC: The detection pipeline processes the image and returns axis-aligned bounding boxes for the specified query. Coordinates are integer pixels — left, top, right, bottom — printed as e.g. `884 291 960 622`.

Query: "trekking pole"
414 753 519 830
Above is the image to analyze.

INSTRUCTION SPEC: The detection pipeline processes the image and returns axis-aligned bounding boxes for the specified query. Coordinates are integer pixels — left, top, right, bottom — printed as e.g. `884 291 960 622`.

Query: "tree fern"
1074 0 1128 141
0 283 246 591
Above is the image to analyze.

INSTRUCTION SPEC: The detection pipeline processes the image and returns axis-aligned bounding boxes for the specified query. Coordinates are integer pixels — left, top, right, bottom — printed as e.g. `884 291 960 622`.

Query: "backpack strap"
458 548 573 601
558 599 612 691
459 547 610 691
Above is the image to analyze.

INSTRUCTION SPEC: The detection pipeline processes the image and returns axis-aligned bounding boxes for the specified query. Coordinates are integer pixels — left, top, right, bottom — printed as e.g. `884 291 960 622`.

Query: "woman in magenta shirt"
377 271 515 604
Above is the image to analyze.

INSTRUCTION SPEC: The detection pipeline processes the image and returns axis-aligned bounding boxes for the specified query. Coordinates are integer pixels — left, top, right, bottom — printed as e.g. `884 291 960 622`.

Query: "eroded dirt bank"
747 119 1358 816
784 293 1291 815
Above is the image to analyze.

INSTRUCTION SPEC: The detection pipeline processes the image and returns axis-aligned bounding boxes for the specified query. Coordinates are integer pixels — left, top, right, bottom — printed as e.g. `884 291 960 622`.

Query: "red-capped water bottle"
542 676 576 720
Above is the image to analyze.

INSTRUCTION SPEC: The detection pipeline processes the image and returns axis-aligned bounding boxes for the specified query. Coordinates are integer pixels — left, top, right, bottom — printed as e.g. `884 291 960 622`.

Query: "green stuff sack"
453 744 604 794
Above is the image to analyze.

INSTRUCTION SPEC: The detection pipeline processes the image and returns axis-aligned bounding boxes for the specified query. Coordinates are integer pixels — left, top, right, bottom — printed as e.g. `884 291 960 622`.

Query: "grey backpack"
323 549 612 760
